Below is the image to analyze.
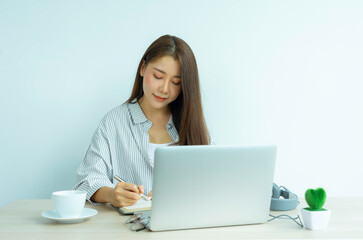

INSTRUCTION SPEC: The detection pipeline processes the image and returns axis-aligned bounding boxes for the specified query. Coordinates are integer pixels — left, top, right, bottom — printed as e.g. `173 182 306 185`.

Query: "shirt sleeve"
73 120 115 205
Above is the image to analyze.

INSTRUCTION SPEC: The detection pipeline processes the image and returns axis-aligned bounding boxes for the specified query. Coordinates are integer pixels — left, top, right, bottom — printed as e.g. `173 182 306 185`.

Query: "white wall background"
1 0 363 207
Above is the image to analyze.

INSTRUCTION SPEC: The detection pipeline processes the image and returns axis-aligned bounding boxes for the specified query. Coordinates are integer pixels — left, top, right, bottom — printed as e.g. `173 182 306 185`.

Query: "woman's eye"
153 75 162 79
172 81 181 85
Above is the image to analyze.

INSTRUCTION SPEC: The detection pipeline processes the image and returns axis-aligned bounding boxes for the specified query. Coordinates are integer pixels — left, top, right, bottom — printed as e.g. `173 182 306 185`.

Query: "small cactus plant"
304 187 327 211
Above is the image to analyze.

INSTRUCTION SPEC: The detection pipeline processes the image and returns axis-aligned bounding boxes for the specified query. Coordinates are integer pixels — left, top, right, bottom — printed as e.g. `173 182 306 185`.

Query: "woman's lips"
154 94 167 102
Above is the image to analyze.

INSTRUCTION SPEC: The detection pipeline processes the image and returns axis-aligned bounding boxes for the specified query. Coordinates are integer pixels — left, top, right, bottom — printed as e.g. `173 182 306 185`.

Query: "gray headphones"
270 183 299 211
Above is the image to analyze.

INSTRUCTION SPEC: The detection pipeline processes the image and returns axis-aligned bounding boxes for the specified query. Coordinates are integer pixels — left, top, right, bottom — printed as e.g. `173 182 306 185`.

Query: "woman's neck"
138 97 170 123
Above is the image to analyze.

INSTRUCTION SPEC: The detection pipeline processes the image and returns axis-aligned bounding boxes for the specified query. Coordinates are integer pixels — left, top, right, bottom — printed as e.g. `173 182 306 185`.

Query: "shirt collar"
166 115 174 129
128 98 175 128
128 99 149 124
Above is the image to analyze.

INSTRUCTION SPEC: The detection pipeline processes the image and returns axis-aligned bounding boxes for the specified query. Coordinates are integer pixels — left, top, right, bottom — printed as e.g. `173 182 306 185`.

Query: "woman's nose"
159 79 169 94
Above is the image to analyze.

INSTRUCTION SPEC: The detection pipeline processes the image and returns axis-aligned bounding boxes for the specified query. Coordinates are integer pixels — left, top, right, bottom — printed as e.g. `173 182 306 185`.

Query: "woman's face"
140 55 182 111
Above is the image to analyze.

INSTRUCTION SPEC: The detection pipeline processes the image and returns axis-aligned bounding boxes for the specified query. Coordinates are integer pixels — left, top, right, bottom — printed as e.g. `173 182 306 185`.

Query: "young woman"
74 35 211 207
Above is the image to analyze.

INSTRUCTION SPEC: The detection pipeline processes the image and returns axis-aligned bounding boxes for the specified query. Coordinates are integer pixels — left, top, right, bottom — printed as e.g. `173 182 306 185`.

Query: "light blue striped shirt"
74 100 179 203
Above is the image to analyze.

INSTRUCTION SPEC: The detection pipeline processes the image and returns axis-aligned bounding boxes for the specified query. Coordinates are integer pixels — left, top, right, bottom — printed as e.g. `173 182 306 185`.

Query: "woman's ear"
140 60 146 77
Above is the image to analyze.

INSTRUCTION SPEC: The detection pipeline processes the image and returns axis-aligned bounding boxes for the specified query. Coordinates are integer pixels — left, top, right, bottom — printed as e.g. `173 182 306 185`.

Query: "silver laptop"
149 145 277 231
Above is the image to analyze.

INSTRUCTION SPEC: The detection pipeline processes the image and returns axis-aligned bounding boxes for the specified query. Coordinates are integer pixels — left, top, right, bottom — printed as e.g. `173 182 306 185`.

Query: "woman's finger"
122 183 140 193
138 185 144 194
120 188 141 200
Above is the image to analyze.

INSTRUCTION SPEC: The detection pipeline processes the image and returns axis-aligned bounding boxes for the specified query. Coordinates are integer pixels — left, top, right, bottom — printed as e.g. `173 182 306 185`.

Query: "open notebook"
115 198 152 215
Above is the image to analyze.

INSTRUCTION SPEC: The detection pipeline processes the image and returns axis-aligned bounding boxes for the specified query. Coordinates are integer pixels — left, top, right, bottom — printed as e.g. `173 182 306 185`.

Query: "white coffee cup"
52 190 87 218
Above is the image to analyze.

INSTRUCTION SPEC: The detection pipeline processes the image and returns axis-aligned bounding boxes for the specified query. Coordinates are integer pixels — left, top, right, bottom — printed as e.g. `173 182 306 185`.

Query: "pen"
114 175 151 201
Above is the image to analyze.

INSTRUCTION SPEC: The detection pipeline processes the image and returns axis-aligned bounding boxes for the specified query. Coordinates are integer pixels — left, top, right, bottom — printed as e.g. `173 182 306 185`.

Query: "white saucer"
41 208 98 223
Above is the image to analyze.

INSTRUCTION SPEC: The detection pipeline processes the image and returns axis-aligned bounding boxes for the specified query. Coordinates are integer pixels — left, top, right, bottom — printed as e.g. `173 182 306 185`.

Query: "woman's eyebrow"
153 67 181 78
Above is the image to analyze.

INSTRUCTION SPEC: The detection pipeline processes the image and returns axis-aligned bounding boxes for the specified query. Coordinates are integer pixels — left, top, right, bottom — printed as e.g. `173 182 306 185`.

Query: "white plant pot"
300 208 331 230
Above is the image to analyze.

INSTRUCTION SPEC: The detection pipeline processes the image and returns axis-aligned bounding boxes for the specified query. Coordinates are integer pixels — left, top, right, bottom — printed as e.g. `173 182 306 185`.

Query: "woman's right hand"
109 182 144 207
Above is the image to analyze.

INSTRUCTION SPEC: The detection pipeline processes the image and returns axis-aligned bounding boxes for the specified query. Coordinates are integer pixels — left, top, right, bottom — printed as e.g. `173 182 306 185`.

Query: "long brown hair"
126 35 211 145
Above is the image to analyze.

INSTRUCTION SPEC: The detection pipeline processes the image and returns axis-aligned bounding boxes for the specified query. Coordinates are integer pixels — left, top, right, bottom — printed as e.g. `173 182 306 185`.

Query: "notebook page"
122 198 151 210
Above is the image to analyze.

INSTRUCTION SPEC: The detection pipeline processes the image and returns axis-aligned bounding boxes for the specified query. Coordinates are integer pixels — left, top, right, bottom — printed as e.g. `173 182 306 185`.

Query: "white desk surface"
0 198 362 239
